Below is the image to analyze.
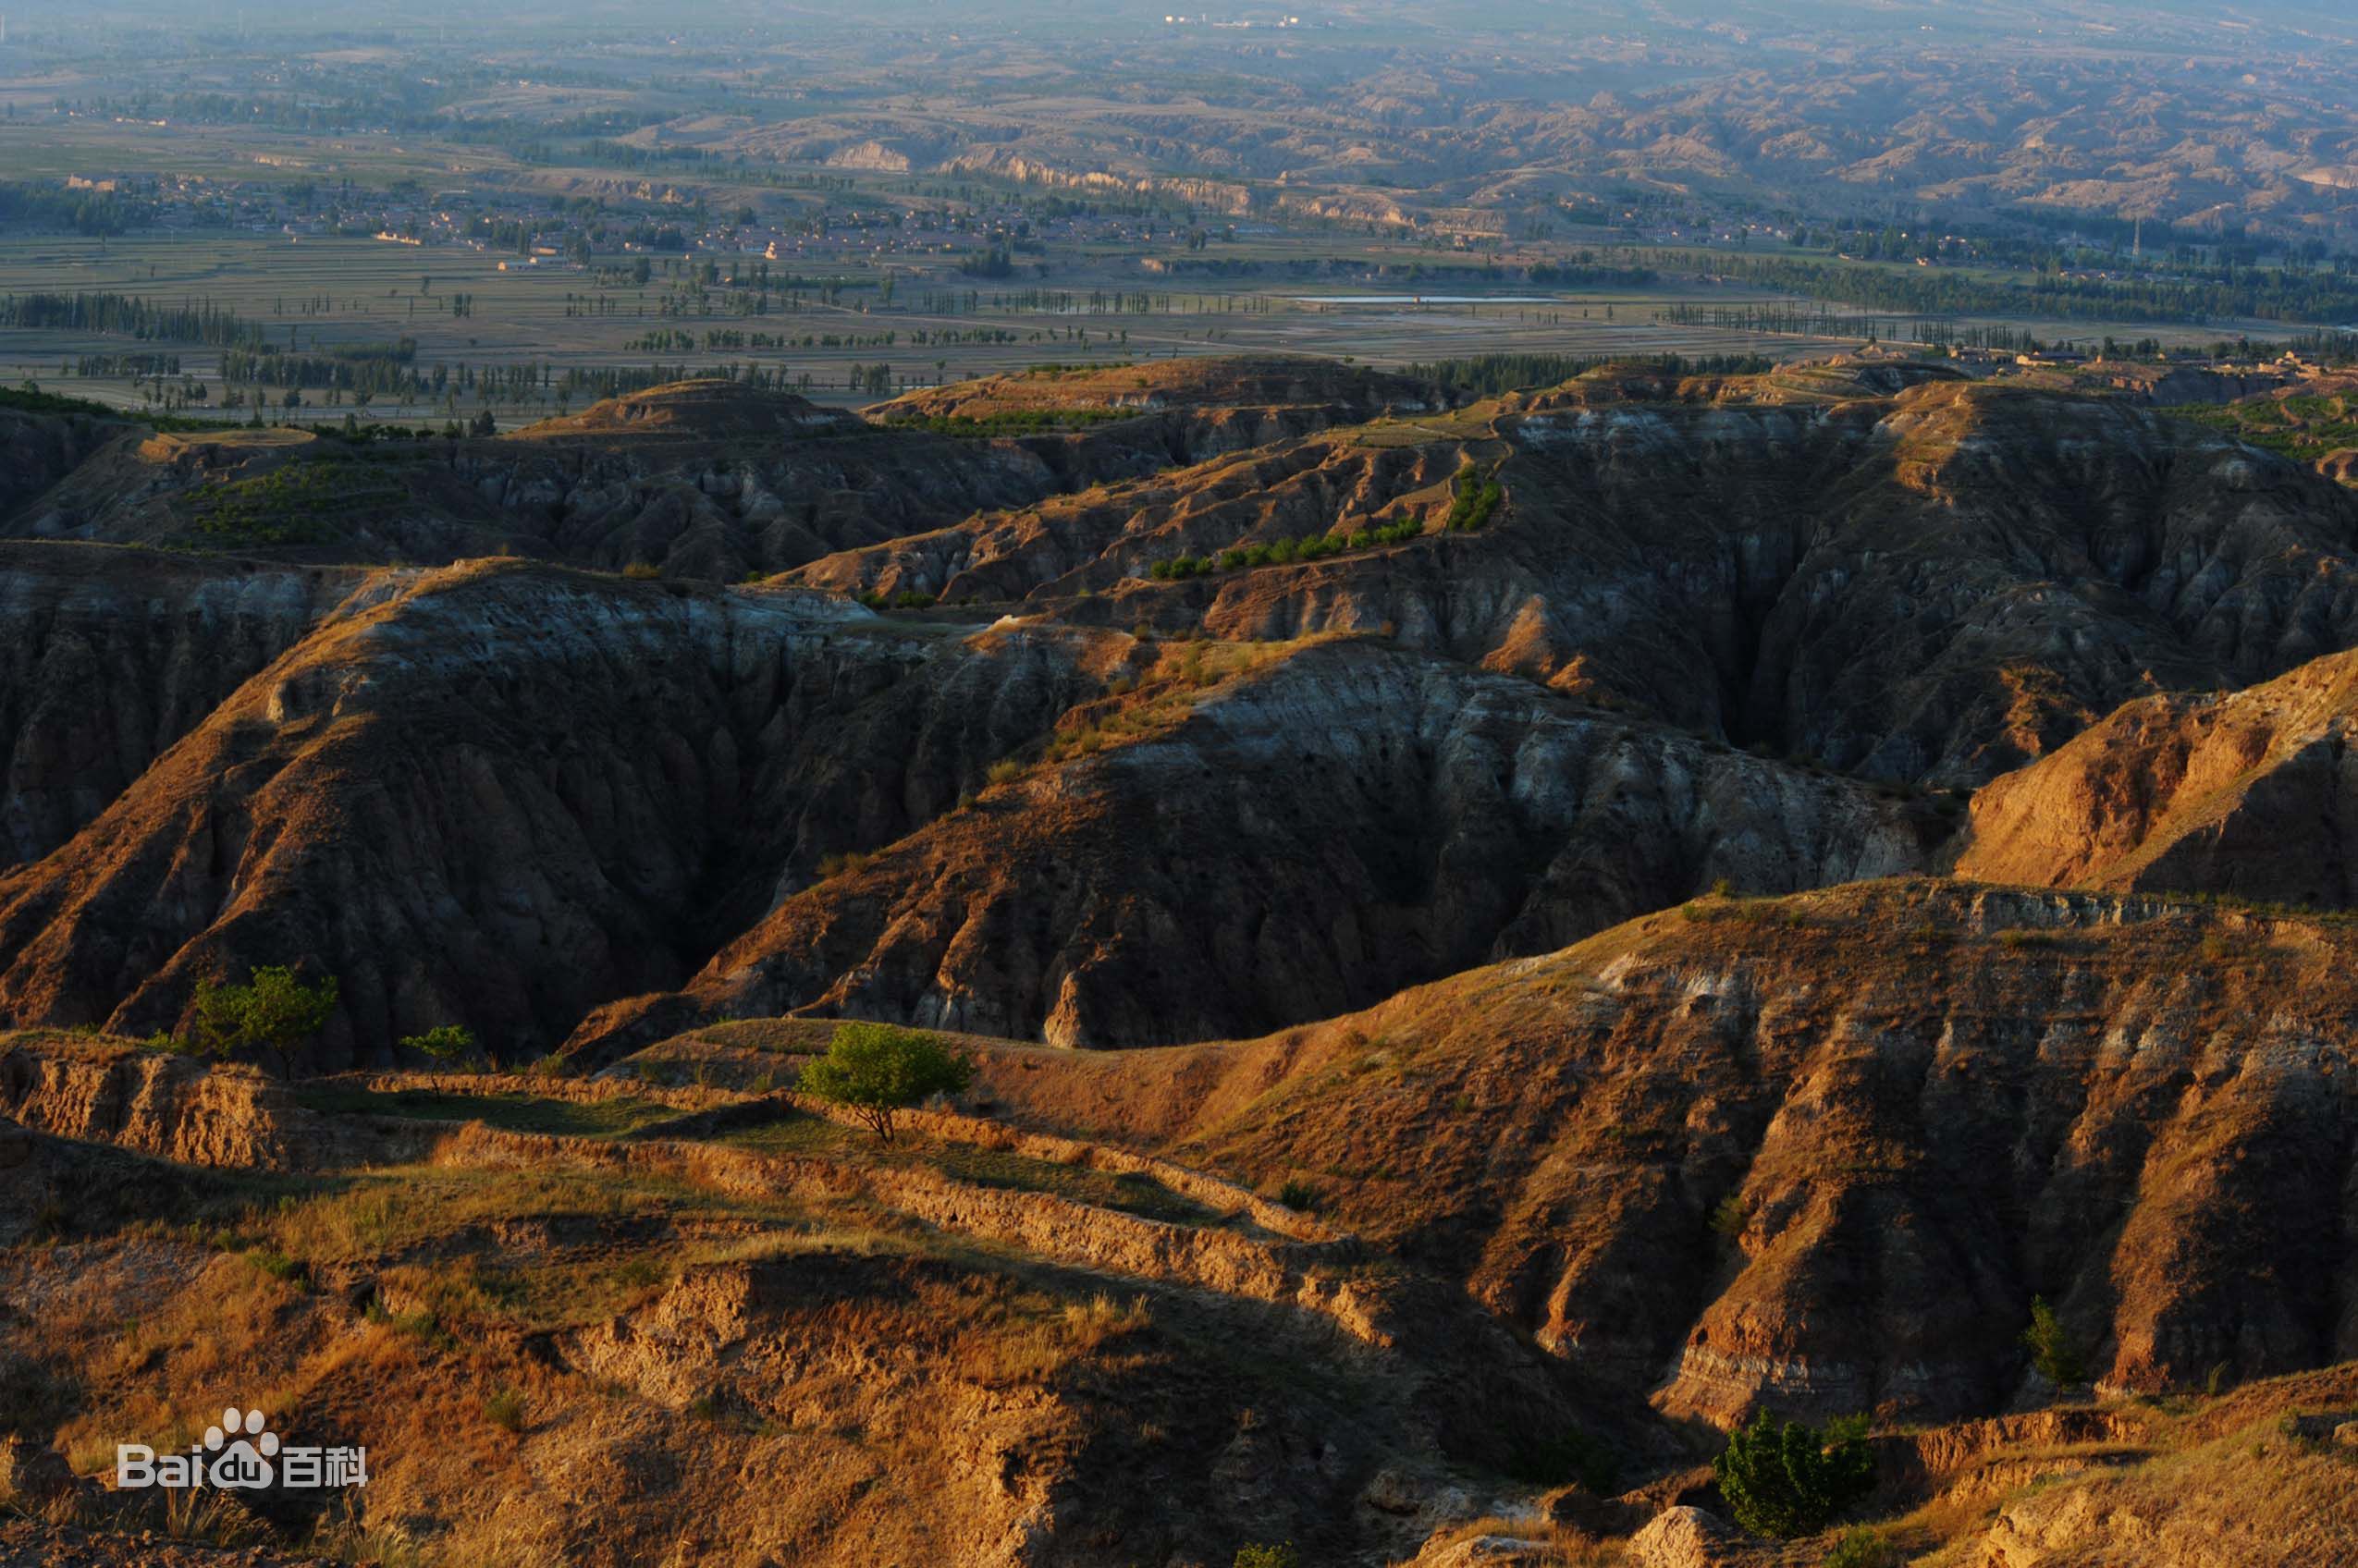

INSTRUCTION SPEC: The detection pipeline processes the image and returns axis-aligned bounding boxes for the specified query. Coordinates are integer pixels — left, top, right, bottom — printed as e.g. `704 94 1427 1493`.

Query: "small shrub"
986 758 1025 788
2021 1296 2085 1386
1273 1179 1320 1212
483 1389 526 1434
1709 1193 1750 1238
796 1023 976 1144
190 964 339 1076
399 1023 477 1066
1234 1547 1299 1568
620 559 662 581
1713 1409 1875 1539
245 1247 307 1286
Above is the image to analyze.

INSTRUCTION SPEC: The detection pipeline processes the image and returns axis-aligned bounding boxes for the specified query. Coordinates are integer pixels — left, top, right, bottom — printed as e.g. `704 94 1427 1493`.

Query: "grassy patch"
717 1110 863 1158
915 1145 1221 1226
172 458 408 545
2166 398 2358 464
290 1085 677 1138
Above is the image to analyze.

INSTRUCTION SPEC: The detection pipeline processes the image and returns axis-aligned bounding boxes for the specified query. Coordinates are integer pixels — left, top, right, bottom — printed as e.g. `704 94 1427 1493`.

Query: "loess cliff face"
0 554 1940 1066
0 407 133 521
0 561 1110 1063
966 878 2358 1428
585 635 1939 1058
0 544 368 870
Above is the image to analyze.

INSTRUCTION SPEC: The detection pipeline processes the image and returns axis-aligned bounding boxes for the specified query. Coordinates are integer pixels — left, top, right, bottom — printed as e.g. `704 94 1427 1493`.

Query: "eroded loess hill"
0 560 1113 1063
957 878 2358 1431
0 544 369 870
0 548 1951 1066
563 631 1942 1060
0 374 1455 584
798 361 2358 787
0 405 136 521
1958 644 2358 907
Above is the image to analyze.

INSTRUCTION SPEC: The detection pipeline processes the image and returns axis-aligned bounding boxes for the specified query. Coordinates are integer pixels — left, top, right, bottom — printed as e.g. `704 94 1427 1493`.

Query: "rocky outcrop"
0 1035 338 1170
1958 646 2358 905
1626 1508 1762 1568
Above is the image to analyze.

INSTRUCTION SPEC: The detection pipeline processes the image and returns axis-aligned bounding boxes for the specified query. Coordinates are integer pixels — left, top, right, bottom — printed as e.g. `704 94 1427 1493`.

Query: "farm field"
1 227 2291 428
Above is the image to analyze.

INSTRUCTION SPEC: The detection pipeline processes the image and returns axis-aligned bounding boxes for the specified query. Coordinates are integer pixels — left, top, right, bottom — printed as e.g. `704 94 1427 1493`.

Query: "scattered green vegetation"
858 588 938 609
187 964 339 1074
2167 396 2358 464
1234 1546 1299 1568
1713 1409 1876 1538
1403 349 1770 397
399 1023 478 1066
816 849 875 879
1823 1526 1899 1568
175 460 405 545
244 1246 307 1285
796 1022 976 1144
923 1145 1216 1225
1504 1426 1620 1493
1147 512 1423 581
2022 1295 2087 1386
1443 460 1504 531
483 1389 527 1434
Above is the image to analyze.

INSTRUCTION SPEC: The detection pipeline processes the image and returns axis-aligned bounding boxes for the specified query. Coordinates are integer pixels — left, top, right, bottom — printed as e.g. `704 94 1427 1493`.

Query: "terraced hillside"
6 1003 2352 1567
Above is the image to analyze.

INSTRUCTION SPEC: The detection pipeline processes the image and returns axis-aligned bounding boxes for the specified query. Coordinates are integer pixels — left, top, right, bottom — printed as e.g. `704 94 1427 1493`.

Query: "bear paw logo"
202 1407 278 1489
